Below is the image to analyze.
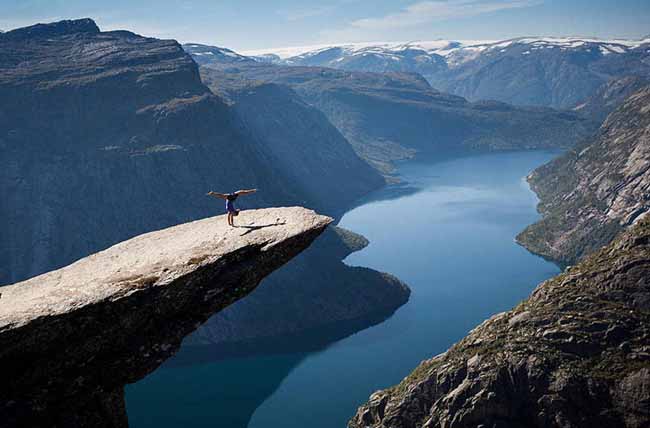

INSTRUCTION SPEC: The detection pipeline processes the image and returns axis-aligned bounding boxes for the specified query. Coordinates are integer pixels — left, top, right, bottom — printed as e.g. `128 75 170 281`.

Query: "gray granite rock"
350 219 650 428
517 85 650 265
0 207 331 428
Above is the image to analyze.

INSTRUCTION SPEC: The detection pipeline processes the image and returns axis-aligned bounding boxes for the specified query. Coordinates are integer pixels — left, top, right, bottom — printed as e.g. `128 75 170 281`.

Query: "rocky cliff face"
350 217 650 428
574 75 650 124
199 62 593 175
0 207 331 428
0 19 300 284
517 86 650 265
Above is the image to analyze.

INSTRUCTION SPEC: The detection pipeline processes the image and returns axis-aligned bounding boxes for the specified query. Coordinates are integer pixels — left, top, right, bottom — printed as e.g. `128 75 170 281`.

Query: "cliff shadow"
125 353 306 428
126 308 401 428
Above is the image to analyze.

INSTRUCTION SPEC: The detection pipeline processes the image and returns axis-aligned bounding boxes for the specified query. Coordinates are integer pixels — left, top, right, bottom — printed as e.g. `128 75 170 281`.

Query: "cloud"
322 0 541 41
320 0 544 43
352 0 541 30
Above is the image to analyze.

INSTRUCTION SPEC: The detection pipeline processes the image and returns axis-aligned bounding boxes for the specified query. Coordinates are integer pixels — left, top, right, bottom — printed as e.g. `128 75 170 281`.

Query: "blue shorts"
226 200 237 213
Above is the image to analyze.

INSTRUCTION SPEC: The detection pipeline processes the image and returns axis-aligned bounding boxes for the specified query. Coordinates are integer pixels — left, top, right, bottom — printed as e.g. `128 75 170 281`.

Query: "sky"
1 0 649 52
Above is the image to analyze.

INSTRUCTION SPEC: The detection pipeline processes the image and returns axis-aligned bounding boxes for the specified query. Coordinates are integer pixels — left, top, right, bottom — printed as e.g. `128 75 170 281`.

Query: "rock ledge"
0 207 331 428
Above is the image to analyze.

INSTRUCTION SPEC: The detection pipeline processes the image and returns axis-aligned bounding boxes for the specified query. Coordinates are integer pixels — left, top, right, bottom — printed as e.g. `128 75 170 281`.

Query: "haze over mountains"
187 44 594 174
192 36 650 110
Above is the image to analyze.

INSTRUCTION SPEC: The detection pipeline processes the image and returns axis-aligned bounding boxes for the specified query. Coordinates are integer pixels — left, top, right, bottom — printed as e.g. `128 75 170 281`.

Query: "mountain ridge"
350 216 650 428
230 36 650 110
242 36 650 61
196 60 593 175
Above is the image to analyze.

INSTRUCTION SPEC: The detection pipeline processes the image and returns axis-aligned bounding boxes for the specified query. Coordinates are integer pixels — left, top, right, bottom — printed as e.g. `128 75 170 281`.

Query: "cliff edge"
517 85 650 265
351 218 650 428
0 207 331 428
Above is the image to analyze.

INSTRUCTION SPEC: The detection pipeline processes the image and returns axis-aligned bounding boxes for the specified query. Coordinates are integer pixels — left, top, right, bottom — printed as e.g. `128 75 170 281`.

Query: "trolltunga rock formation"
0 207 331 428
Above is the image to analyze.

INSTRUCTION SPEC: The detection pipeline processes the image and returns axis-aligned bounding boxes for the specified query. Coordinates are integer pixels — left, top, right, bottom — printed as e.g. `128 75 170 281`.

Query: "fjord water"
126 151 560 428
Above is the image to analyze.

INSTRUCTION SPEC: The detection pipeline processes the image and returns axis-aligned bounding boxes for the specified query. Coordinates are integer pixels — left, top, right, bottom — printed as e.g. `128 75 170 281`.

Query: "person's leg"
227 212 232 226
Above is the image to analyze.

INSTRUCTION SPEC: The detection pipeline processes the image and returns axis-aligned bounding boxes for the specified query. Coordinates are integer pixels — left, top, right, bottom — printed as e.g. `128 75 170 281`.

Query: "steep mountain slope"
0 19 297 284
199 61 593 173
517 85 650 265
574 75 650 123
250 37 650 109
199 72 385 209
0 19 381 283
435 38 650 109
351 217 650 428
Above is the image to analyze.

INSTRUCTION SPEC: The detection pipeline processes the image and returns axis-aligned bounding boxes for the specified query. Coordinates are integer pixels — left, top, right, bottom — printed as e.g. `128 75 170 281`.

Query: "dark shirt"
226 193 238 201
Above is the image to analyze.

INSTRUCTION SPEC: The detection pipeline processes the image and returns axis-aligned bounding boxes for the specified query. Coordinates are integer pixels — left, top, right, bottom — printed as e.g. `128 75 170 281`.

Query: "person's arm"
234 189 258 196
207 191 229 200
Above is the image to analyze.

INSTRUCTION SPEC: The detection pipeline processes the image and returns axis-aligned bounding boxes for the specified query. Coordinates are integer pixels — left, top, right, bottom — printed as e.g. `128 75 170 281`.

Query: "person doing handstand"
207 189 257 226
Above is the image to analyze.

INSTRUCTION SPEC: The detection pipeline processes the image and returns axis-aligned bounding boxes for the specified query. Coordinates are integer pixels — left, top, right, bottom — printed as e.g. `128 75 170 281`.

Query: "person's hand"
207 191 214 196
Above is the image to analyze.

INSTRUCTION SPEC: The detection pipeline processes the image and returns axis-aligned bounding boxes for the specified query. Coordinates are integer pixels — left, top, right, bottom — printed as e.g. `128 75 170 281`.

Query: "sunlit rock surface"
351 218 650 428
0 207 331 428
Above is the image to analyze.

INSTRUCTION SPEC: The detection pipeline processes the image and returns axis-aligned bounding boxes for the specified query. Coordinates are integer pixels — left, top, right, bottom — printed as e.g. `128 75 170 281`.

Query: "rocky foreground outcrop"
517 85 650 265
350 218 650 428
0 207 331 428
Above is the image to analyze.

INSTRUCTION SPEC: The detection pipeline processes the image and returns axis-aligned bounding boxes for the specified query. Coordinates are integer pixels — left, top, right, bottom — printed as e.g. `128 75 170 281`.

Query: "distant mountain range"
242 37 650 67
188 36 650 109
183 43 254 65
190 54 593 175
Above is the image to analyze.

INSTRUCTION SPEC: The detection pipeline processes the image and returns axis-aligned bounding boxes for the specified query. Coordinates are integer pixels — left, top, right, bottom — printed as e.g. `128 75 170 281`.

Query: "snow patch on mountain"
182 43 253 64
242 36 650 69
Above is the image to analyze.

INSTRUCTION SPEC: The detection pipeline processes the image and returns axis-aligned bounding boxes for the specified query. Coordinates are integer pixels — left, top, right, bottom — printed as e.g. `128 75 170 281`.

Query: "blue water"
126 151 560 428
